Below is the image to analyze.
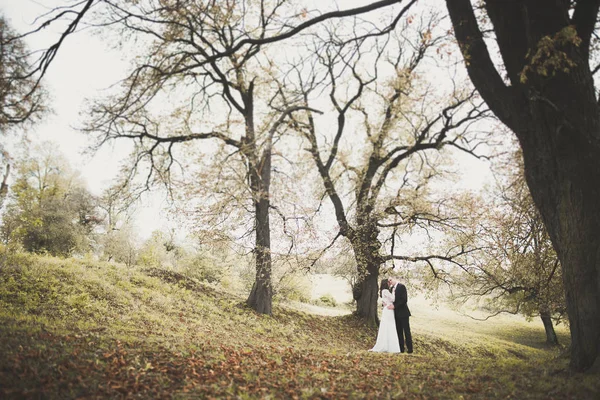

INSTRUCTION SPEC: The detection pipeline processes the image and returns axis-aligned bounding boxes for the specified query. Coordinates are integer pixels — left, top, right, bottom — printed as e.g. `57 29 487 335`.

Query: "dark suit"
393 282 413 353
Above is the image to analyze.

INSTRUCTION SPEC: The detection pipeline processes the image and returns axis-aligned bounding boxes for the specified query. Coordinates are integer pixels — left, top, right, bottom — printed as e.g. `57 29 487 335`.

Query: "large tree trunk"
351 230 383 326
540 311 559 346
523 134 600 370
519 63 600 372
246 195 273 314
353 259 380 326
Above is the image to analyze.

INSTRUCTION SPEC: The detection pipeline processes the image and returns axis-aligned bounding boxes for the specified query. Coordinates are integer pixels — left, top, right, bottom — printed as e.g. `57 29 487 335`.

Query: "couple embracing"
369 277 413 354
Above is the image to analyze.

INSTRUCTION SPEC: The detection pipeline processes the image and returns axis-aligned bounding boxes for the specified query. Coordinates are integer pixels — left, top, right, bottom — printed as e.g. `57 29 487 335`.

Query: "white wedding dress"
369 290 401 353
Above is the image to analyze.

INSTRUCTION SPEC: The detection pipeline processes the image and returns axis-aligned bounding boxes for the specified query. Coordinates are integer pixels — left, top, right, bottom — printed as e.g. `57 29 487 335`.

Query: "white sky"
1 0 174 238
2 0 124 185
0 0 494 241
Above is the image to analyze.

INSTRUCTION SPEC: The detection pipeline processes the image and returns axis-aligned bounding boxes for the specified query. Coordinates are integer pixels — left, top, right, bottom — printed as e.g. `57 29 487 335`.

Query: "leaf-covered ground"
0 251 599 399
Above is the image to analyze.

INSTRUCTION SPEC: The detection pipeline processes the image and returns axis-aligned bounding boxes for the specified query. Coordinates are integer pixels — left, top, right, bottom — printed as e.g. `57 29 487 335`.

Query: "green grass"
0 250 598 399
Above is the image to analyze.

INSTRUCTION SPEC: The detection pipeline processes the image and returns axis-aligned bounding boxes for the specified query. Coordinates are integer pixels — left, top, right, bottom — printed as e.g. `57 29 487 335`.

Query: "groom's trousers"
395 316 413 353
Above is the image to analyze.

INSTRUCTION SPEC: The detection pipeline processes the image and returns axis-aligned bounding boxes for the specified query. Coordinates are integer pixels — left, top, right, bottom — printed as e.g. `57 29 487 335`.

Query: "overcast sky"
1 0 174 238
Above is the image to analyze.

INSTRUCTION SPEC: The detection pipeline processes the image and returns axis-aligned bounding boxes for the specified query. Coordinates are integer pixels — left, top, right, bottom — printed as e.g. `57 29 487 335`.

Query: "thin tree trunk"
540 311 559 346
243 90 274 315
245 116 273 315
0 163 9 210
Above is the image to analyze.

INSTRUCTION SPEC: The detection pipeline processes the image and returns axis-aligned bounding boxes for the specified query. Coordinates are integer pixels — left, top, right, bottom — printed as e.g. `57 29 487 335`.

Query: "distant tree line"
0 145 313 304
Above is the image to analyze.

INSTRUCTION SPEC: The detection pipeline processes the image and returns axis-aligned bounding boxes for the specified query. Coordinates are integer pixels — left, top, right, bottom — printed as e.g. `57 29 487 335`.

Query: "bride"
369 278 401 353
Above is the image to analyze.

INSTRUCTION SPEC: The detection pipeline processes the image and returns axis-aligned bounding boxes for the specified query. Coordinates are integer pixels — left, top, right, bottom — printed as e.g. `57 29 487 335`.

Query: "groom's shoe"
407 349 413 354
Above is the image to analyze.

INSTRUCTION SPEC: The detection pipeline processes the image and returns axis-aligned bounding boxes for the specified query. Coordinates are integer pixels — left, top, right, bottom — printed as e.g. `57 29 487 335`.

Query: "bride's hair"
379 278 390 297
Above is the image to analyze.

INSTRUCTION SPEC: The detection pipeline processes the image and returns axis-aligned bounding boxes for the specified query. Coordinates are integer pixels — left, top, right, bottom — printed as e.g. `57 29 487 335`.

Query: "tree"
137 230 183 268
445 148 566 346
288 13 489 325
0 15 47 129
0 162 9 210
101 223 138 266
1 145 100 256
0 15 48 208
174 138 319 298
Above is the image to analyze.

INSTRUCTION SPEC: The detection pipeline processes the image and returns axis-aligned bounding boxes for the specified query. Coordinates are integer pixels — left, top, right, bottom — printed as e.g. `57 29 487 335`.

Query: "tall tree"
443 0 600 373
82 0 319 315
174 134 319 288
289 14 489 325
97 182 137 265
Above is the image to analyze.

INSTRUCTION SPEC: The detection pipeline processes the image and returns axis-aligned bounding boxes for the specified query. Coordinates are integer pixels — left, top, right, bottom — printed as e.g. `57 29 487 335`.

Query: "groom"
388 277 413 353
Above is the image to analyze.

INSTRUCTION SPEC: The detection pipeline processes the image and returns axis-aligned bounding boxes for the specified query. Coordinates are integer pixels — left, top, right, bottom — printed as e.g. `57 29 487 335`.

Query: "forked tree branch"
446 0 518 130
21 0 96 84
215 0 414 56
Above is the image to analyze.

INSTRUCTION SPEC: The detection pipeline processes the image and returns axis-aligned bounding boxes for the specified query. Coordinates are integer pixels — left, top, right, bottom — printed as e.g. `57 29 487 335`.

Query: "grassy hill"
0 250 598 399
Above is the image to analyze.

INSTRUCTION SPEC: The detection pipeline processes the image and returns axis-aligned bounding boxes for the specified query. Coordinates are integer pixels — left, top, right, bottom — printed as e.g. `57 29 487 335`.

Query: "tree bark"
513 45 600 374
243 87 274 315
540 311 559 346
525 126 600 370
246 195 273 314
352 248 380 327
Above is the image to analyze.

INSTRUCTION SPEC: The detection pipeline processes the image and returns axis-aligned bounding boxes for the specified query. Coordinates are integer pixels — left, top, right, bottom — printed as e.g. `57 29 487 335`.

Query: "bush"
179 254 223 284
317 294 337 307
274 271 312 303
1 150 100 257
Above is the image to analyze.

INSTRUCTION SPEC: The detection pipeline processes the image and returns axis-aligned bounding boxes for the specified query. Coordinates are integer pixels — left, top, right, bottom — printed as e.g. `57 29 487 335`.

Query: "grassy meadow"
0 250 599 399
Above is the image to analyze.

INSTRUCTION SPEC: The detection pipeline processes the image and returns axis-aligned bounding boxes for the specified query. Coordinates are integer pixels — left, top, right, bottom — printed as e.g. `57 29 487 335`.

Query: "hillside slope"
0 250 598 399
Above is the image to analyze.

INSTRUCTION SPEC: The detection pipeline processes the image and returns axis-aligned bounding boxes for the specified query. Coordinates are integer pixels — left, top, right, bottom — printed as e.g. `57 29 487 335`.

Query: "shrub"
179 254 223 284
317 294 337 307
274 271 312 303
